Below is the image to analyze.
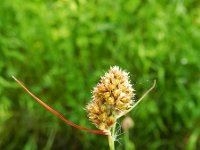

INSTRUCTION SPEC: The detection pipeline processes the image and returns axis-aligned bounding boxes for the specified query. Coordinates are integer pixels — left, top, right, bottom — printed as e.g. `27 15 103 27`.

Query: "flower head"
86 66 135 132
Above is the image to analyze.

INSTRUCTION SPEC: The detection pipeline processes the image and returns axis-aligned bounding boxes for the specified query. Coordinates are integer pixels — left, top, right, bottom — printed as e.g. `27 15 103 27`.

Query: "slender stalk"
12 76 107 135
118 80 156 118
124 130 135 150
108 123 116 150
124 130 129 150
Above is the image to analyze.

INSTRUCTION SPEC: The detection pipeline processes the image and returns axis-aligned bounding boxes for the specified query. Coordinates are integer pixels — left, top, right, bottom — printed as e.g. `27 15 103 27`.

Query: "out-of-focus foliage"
0 0 199 149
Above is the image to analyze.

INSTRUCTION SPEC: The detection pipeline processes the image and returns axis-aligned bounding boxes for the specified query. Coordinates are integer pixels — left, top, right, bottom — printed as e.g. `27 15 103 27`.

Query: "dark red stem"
12 76 108 135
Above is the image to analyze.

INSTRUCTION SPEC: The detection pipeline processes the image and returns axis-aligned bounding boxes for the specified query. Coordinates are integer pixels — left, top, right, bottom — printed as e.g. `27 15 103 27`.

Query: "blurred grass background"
0 0 200 149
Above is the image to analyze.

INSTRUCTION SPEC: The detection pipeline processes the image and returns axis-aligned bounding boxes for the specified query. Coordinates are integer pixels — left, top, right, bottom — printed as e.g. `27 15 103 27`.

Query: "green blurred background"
0 0 199 149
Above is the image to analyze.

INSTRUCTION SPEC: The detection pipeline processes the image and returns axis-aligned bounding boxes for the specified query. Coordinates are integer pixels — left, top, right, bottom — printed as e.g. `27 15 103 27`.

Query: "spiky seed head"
86 66 135 132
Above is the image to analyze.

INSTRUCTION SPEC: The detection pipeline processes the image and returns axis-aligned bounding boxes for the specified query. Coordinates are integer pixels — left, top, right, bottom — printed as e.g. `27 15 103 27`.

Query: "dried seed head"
122 116 134 131
86 66 135 132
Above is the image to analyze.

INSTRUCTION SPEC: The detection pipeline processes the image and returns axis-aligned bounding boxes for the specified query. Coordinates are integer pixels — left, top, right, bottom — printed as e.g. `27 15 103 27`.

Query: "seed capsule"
99 113 107 121
107 97 115 105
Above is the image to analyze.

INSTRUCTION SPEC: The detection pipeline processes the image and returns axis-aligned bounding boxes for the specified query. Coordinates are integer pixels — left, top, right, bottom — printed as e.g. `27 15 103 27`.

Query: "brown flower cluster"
86 66 135 132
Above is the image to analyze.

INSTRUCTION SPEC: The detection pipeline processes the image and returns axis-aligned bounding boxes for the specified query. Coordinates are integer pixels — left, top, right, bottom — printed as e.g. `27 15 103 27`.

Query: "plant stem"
108 123 116 150
124 130 135 150
118 80 156 118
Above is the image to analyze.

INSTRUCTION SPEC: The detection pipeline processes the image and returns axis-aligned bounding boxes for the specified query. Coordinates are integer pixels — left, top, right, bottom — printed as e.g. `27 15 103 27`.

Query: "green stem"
108 123 116 150
118 80 156 118
124 130 129 150
124 130 135 150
